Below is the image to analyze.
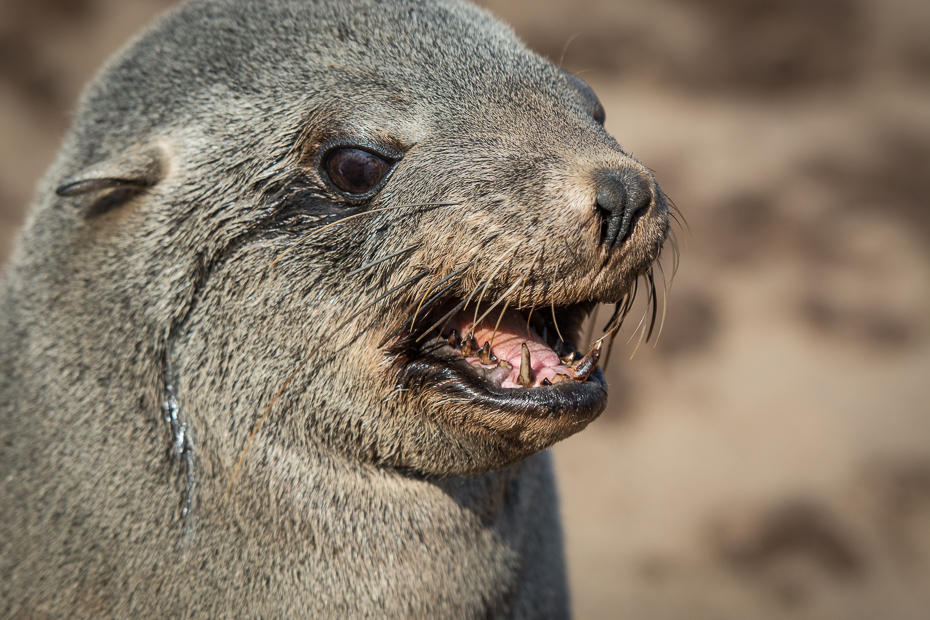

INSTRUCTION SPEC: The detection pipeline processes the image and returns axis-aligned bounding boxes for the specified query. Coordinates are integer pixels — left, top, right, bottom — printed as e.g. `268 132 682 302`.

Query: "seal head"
1 0 669 614
11 0 669 478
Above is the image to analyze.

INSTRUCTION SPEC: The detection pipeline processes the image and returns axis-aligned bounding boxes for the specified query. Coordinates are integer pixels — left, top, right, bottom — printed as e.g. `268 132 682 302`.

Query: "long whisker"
414 280 490 344
407 231 506 342
613 278 640 331
471 240 522 329
225 321 377 497
517 252 537 309
549 265 565 344
525 305 536 337
653 261 670 345
645 269 659 343
224 356 309 499
411 279 441 332
473 248 542 331
473 271 530 328
666 228 681 284
625 277 649 345
490 249 543 346
379 269 466 348
585 303 600 351
558 32 582 69
337 269 431 336
271 202 457 267
346 243 422 278
627 274 656 359
667 196 690 236
408 244 478 331
629 314 650 360
602 286 637 369
603 327 621 370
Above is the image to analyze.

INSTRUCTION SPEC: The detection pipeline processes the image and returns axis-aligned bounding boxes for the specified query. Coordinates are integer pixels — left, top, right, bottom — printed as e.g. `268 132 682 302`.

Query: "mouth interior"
423 301 599 389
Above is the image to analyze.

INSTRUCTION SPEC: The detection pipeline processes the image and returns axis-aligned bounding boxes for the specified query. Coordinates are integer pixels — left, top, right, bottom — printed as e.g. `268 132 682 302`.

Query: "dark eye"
324 148 391 194
592 102 606 125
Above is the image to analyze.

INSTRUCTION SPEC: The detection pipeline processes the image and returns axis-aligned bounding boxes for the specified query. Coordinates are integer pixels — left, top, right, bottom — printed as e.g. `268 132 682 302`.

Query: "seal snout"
594 165 657 249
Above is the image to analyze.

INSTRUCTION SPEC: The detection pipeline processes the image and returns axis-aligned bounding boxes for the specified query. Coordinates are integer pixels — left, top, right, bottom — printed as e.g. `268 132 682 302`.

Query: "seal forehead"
71 0 562 148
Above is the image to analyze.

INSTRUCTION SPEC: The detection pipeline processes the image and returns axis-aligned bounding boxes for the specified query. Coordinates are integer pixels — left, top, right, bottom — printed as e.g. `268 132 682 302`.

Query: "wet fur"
0 0 668 617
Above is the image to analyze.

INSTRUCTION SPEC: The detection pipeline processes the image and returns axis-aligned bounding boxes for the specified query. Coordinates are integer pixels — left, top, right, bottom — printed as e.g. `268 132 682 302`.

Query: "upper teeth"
441 330 601 388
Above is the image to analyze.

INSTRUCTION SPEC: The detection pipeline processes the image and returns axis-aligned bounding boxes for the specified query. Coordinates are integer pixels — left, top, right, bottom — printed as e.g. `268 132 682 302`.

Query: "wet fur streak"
0 0 674 617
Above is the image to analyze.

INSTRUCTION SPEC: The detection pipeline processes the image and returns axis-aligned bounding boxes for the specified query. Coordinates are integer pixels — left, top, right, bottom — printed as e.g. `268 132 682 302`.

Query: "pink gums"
450 310 575 388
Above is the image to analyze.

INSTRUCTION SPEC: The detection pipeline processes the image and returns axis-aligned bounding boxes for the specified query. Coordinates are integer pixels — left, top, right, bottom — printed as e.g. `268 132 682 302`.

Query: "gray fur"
0 0 668 617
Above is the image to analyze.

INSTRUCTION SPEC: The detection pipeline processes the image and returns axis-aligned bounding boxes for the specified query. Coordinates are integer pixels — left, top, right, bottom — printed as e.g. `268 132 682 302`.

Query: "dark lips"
424 340 609 421
396 301 610 423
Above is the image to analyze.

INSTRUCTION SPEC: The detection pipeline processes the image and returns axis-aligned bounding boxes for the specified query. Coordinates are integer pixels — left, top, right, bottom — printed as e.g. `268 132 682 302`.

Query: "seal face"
0 0 671 615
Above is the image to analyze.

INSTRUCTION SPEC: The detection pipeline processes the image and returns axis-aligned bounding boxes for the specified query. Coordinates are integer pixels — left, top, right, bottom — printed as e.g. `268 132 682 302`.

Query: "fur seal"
0 0 670 616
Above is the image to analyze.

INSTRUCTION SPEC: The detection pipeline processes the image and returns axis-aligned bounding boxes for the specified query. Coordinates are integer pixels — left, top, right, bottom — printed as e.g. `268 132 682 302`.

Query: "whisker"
653 261 670 346
338 269 431 336
473 271 530 329
271 202 457 267
411 280 441 332
471 240 522 329
603 328 621 370
666 228 681 284
346 243 422 278
473 248 542 336
645 269 658 342
604 279 637 336
225 322 376 497
627 275 655 358
549 266 565 344
490 300 512 349
491 249 543 346
225 356 309 499
558 32 582 69
584 303 600 351
629 315 649 360
414 281 490 344
668 196 691 237
380 268 466 348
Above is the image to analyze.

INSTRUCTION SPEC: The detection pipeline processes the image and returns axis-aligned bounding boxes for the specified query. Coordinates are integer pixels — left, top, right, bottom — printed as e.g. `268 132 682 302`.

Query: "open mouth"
388 298 609 420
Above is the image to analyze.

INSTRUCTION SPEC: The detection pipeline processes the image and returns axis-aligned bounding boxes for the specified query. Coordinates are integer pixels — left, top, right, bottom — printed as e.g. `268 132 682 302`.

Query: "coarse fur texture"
0 0 670 617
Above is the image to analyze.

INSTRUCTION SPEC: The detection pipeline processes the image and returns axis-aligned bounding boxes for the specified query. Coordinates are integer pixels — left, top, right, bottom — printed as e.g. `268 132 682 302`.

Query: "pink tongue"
461 311 561 374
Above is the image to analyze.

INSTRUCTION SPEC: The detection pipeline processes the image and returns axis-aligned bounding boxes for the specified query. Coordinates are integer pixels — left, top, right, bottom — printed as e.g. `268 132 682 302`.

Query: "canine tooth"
519 343 534 387
551 373 571 384
446 329 461 348
460 332 478 356
559 351 575 365
542 378 552 386
572 339 603 382
479 341 497 365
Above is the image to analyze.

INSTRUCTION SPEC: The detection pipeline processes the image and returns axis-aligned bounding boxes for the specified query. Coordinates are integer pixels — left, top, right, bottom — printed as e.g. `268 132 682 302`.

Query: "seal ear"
561 70 606 126
56 145 168 211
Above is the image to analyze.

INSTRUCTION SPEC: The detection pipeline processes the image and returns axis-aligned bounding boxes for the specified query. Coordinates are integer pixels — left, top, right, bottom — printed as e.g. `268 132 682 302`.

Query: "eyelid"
323 147 394 197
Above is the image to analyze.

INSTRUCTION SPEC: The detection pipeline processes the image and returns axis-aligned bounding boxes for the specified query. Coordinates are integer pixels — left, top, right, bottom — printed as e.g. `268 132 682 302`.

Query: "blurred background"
1 0 928 618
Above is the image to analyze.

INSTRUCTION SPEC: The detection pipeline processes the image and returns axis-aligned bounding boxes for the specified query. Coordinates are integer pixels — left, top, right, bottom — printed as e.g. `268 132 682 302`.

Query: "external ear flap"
561 70 606 126
56 145 167 198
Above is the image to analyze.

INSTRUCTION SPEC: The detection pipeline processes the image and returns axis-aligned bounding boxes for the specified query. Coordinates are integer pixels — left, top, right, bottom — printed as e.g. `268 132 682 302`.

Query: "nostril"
594 167 653 249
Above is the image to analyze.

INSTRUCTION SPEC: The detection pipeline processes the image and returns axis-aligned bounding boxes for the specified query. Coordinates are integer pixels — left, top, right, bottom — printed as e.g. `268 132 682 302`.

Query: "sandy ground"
1 0 928 618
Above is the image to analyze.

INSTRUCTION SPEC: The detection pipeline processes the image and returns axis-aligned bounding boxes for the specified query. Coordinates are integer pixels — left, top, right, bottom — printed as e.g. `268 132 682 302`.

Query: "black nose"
594 167 654 249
